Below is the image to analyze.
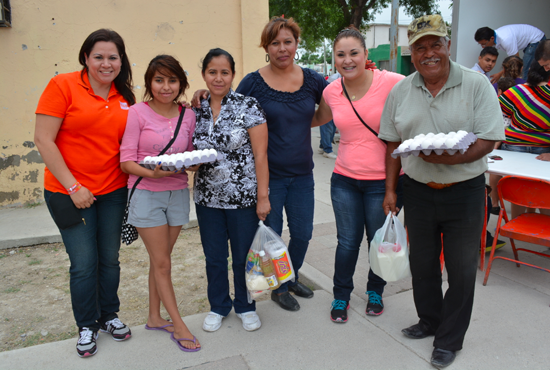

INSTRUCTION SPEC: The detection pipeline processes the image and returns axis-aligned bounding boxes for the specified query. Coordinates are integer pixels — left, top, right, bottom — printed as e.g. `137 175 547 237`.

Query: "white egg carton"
139 149 222 171
391 130 477 159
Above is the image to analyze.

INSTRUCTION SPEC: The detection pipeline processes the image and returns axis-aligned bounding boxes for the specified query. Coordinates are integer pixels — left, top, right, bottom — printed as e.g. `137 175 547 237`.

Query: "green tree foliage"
269 0 441 51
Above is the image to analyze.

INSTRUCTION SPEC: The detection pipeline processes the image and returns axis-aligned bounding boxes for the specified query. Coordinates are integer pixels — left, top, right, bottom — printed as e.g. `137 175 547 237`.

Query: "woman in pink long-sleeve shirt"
120 55 200 351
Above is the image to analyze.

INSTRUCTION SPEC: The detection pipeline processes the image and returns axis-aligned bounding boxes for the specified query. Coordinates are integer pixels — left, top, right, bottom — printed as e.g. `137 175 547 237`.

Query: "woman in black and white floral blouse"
193 48 269 333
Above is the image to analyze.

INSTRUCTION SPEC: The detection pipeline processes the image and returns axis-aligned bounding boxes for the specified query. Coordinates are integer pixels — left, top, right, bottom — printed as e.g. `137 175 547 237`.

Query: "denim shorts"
501 143 550 155
128 188 190 227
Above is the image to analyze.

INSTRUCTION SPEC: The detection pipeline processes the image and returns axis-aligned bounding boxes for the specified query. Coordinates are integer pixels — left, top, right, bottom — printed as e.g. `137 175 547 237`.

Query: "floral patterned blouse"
193 89 266 209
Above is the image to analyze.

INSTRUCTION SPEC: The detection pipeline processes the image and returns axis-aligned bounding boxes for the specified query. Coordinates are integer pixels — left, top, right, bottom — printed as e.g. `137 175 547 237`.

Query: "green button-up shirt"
379 60 505 184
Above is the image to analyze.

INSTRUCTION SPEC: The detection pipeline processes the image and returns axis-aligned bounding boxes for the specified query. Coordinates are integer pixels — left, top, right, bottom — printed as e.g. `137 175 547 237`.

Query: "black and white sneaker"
76 327 98 358
100 318 131 341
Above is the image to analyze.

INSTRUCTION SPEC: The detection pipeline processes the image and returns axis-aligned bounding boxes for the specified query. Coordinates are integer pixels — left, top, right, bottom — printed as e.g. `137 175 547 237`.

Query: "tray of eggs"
139 149 222 171
391 130 477 159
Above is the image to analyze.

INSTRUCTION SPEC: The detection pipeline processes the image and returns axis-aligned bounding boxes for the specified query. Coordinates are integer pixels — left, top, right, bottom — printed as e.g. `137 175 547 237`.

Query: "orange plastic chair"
483 176 550 286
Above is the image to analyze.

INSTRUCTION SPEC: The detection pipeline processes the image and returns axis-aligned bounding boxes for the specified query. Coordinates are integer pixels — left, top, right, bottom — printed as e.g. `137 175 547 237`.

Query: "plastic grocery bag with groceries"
245 221 295 303
369 213 411 282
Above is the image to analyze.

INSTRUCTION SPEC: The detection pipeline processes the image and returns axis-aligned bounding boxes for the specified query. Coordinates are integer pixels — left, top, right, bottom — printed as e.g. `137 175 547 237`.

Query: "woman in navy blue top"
236 16 327 312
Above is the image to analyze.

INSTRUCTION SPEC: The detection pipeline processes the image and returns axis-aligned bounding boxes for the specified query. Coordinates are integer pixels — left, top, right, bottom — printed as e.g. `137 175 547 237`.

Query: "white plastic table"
486 149 550 181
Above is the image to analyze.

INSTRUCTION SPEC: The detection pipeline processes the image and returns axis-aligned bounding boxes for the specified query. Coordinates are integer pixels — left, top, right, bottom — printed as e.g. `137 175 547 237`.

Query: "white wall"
365 24 409 49
452 0 550 74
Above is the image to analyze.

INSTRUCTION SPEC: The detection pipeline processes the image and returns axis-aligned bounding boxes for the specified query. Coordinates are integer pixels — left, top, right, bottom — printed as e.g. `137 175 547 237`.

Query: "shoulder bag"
341 77 387 145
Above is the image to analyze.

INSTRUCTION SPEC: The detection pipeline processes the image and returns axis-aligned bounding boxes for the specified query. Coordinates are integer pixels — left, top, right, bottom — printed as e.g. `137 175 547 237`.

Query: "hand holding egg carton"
140 149 222 171
391 130 477 159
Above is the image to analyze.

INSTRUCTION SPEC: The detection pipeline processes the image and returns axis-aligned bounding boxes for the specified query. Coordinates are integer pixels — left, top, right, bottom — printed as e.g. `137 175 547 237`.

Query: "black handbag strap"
341 77 387 145
128 105 186 201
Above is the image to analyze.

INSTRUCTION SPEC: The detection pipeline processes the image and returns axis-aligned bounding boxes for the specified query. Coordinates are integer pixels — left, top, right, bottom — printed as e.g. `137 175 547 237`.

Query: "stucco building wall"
0 0 268 207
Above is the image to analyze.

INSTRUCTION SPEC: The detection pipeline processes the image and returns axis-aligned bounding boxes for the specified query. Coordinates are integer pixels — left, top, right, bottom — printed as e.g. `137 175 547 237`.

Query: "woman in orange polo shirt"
34 29 135 358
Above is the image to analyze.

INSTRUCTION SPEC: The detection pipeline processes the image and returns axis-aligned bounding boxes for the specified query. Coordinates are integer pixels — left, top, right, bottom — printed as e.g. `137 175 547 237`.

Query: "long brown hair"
501 56 523 79
78 29 135 105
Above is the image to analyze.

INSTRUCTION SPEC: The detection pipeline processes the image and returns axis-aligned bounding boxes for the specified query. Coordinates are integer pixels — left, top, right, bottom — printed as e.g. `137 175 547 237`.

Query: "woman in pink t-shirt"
120 55 200 351
312 27 405 323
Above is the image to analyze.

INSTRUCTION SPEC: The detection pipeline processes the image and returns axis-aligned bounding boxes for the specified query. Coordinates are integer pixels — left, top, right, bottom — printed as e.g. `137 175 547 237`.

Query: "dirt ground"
0 227 256 352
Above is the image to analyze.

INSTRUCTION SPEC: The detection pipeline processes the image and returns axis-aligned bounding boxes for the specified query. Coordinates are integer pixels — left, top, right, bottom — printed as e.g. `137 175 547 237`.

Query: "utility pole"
389 0 399 72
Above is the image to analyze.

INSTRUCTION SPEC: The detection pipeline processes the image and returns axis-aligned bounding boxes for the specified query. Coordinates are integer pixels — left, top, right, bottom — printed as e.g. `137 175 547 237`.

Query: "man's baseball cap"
407 15 447 45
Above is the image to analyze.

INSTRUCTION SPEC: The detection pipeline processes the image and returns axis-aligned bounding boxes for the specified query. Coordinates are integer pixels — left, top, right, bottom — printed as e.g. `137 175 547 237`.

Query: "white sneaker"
318 148 325 154
203 312 224 332
236 311 261 331
323 152 337 159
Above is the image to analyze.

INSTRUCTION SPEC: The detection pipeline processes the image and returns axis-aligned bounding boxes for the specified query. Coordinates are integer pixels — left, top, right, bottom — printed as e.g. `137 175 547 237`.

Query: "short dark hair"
535 39 550 62
480 46 498 58
143 55 189 103
260 16 301 50
201 48 235 75
78 29 135 105
497 77 517 93
474 27 495 42
526 60 550 86
334 25 366 51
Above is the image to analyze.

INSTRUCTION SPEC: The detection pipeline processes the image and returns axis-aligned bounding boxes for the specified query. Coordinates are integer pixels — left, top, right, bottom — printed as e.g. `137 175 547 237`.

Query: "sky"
373 0 453 24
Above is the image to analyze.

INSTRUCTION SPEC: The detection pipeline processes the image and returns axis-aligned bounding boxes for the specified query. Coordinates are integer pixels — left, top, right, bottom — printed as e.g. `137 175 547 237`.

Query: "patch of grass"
28 260 42 266
24 201 42 209
26 254 31 258
4 287 20 293
19 280 31 285
0 255 5 259
17 330 77 350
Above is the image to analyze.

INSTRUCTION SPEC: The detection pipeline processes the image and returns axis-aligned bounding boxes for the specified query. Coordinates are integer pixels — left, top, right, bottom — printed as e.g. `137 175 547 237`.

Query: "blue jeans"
195 204 258 316
319 120 336 154
44 187 127 330
523 35 546 80
331 173 404 301
265 173 314 293
501 142 550 154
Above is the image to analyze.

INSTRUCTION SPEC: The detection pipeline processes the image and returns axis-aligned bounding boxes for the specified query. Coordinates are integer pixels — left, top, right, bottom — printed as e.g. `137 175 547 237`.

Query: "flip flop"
170 332 201 352
144 323 174 333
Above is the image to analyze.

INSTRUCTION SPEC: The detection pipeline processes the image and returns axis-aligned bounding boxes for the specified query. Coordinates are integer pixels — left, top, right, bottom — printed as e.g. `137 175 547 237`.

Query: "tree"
269 0 441 51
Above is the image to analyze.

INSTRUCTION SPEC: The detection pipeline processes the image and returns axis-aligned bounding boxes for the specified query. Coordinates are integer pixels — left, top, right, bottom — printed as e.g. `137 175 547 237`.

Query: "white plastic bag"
245 221 295 303
369 213 411 282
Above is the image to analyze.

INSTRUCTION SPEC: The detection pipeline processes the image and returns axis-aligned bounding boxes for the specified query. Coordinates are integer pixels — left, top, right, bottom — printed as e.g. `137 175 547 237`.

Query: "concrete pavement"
0 127 549 369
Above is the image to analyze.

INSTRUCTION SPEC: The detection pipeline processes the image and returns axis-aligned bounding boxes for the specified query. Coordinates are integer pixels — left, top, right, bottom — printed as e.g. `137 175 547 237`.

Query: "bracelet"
67 182 81 195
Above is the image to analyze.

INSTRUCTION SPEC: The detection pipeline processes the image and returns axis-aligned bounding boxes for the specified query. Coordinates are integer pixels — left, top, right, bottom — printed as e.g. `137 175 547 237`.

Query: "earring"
265 54 270 63
294 52 300 61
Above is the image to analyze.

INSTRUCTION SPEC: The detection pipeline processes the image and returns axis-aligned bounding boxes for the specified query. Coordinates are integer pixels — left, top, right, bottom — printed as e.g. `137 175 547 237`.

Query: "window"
0 0 11 27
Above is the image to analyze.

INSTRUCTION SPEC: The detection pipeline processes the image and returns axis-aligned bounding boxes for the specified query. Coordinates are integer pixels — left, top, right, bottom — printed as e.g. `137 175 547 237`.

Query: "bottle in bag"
259 250 279 290
264 241 294 283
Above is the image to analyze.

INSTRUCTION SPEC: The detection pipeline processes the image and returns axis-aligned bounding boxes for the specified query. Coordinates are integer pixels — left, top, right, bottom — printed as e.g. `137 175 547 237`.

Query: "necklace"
351 95 356 101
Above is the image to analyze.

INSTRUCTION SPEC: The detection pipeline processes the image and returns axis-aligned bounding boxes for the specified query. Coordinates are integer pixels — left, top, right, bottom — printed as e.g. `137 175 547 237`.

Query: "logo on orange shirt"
119 102 129 110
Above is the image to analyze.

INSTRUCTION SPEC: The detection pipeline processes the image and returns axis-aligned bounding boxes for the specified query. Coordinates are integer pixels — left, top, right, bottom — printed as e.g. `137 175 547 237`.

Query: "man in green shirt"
379 15 505 368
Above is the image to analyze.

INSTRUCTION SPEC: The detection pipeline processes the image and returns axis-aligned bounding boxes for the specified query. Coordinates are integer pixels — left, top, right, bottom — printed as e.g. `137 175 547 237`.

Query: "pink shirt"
323 69 405 180
120 102 196 191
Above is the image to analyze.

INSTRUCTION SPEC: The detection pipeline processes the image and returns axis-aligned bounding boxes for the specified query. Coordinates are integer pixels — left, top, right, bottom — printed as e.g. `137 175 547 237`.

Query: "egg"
433 137 446 149
421 137 434 149
425 132 435 138
447 131 456 137
435 132 446 138
445 137 458 148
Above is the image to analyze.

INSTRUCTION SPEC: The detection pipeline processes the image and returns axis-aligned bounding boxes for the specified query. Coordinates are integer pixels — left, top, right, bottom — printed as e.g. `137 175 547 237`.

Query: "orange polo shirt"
36 71 129 195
